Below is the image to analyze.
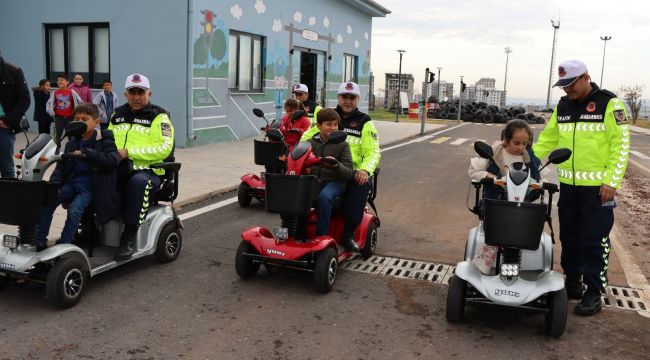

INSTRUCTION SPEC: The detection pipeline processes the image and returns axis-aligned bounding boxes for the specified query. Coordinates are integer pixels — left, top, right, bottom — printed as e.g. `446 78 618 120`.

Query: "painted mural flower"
365 32 369 40
354 40 359 48
230 4 242 20
347 25 352 34
309 16 316 26
323 16 330 28
293 11 302 23
272 19 282 32
336 34 343 44
254 0 266 14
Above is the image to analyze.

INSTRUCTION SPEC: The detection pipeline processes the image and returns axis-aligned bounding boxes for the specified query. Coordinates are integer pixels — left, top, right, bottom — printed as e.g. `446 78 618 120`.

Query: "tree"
618 84 644 123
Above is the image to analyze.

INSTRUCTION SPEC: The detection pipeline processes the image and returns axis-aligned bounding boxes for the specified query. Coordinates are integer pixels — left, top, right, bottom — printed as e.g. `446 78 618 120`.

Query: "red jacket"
280 113 310 147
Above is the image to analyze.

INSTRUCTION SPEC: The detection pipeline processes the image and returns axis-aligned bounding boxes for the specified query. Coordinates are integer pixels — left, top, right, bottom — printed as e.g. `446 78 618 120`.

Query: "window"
45 23 110 89
343 54 358 82
228 31 264 92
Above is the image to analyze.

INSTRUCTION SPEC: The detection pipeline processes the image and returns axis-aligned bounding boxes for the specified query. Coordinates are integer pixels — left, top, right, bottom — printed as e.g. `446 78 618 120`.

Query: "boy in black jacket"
36 103 119 251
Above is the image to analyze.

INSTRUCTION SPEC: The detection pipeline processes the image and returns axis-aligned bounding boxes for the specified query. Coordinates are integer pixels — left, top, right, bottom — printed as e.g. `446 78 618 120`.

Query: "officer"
292 83 321 127
533 60 630 316
109 74 174 260
302 82 380 252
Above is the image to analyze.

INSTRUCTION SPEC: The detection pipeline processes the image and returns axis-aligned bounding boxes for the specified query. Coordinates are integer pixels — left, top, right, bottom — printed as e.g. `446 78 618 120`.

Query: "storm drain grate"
602 286 648 312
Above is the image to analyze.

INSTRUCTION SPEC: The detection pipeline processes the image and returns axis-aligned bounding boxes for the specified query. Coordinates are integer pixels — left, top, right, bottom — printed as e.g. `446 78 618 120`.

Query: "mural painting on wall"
193 9 227 80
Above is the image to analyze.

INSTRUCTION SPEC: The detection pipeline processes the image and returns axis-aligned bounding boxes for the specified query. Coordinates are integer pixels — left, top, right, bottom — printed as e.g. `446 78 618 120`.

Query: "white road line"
630 150 650 160
381 122 469 151
179 197 238 220
629 158 650 174
450 138 468 146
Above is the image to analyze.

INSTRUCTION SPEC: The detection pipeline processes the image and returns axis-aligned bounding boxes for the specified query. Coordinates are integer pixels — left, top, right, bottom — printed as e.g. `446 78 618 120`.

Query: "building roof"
339 0 391 17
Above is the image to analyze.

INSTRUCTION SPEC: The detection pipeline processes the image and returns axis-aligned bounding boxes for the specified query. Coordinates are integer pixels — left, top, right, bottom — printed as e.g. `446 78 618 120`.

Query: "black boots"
565 275 584 300
340 228 359 253
575 288 603 316
115 228 137 261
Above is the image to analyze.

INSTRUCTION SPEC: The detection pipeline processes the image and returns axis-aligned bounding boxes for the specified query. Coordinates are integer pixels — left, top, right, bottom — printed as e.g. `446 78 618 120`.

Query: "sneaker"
565 275 584 300
574 289 602 316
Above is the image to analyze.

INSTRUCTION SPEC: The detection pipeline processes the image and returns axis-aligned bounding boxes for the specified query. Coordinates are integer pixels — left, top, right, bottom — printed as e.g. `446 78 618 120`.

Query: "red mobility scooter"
237 109 306 207
235 129 379 292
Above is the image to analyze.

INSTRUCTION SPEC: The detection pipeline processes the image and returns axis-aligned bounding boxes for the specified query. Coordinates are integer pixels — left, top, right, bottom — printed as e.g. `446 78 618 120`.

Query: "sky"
370 0 650 103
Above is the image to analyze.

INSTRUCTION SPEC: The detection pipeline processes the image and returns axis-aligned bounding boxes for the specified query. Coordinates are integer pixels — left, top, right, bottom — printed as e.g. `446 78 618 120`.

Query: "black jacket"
51 129 120 225
308 133 355 183
32 89 53 124
0 56 30 133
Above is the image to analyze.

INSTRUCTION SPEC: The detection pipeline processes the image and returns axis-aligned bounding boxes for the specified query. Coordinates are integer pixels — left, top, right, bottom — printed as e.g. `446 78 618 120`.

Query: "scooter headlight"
2 235 19 250
500 263 519 277
272 227 289 241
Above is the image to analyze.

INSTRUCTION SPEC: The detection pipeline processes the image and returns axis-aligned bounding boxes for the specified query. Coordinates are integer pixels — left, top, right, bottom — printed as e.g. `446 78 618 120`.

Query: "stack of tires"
427 101 546 125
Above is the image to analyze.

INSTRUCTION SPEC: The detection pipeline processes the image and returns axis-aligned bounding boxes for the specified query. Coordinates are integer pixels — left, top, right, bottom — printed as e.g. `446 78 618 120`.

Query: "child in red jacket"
280 98 310 148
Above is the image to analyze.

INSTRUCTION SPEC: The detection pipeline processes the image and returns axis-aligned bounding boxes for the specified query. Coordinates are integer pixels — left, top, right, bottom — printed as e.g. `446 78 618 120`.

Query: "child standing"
307 108 355 237
36 103 119 251
93 79 118 129
280 98 310 149
32 79 53 134
70 73 92 103
46 74 82 143
468 119 541 273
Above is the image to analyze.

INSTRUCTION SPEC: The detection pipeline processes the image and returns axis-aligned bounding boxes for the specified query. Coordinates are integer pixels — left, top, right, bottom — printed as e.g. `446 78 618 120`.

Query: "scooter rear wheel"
446 275 467 322
238 183 252 207
155 222 183 263
235 241 260 279
360 222 378 260
545 288 568 337
314 248 337 293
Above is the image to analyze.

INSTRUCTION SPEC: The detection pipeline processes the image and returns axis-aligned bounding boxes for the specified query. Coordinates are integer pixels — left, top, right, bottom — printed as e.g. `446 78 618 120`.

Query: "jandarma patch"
613 110 627 124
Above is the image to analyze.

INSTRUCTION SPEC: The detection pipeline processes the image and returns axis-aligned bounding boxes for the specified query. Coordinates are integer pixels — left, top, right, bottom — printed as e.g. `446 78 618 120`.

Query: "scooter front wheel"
238 183 252 207
360 222 378 260
314 248 337 293
235 241 260 279
446 275 467 323
545 288 568 337
46 257 87 309
155 222 183 263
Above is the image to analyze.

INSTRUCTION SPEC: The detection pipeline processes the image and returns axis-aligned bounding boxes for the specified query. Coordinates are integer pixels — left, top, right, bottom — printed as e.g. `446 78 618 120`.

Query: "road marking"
179 197 238 220
430 136 451 144
630 150 650 160
450 138 469 146
381 122 469 151
629 158 650 174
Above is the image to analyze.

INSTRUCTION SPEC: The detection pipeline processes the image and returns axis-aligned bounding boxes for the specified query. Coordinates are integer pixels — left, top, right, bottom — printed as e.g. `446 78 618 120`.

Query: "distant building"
476 77 496 88
459 77 505 107
384 73 414 109
422 81 453 102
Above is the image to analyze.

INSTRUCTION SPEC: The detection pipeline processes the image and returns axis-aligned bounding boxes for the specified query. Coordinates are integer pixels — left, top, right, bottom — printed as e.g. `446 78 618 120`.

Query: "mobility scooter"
446 141 572 337
238 108 306 207
235 129 379 292
0 121 183 308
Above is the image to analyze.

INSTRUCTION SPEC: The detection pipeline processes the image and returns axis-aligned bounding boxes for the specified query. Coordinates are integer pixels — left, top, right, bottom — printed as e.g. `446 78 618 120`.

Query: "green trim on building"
193 88 220 107
187 126 238 147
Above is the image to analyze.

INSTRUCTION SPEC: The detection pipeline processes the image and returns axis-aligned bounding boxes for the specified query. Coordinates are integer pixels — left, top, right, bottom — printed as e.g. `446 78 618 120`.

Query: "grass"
369 109 452 125
632 118 650 129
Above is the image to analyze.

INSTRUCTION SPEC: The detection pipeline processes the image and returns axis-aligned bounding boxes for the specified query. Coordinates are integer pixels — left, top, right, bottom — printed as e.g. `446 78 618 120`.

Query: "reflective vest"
533 84 630 189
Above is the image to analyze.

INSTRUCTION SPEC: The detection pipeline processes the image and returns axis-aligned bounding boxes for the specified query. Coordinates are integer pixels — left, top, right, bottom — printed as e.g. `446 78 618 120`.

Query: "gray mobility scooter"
0 121 182 308
446 141 572 337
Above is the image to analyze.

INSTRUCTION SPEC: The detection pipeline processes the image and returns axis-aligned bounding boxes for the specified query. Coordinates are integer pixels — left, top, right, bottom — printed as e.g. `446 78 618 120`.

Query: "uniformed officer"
109 74 174 260
292 83 321 128
533 60 630 316
302 82 380 252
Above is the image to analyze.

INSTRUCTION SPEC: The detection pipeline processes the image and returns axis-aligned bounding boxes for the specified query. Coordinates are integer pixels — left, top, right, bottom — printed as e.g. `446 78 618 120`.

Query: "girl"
32 79 53 134
280 98 310 149
468 119 541 274
70 73 92 102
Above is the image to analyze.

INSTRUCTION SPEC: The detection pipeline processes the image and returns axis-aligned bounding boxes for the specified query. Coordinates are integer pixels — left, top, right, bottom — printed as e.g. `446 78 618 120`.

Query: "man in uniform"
302 82 380 252
533 60 630 316
293 83 321 128
109 74 174 260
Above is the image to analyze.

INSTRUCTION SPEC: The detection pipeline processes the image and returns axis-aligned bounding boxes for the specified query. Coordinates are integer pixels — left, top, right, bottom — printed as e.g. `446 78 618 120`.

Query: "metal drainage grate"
344 257 649 315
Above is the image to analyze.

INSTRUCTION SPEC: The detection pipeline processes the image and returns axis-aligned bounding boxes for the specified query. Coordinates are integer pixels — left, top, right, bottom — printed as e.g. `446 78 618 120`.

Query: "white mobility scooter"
446 141 572 337
0 121 182 308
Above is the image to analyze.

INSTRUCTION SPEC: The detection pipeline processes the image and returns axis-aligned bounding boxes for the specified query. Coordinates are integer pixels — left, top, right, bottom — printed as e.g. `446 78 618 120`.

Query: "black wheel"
155 222 182 263
46 257 87 309
360 222 378 260
545 288 568 337
235 241 260 279
314 248 337 293
446 275 467 322
238 182 252 207
0 275 9 290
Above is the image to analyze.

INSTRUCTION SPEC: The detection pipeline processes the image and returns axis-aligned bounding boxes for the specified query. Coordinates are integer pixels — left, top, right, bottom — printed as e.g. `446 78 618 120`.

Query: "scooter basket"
265 174 318 214
0 179 59 226
483 199 547 251
254 140 286 167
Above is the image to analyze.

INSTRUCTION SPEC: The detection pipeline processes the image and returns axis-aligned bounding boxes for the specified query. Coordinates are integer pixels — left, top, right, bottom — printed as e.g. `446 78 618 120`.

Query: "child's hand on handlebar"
319 156 339 169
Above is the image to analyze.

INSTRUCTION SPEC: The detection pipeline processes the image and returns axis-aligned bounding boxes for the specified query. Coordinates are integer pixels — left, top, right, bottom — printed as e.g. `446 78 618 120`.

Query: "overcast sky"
370 0 650 102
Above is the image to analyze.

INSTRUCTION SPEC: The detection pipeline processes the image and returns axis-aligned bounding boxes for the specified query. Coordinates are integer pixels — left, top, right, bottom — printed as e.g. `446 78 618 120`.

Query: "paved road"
2 123 649 359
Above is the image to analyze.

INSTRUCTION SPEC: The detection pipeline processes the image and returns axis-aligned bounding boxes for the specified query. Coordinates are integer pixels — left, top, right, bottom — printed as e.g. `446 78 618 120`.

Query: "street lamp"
504 47 512 108
546 19 560 110
395 50 406 122
600 36 612 88
437 67 443 102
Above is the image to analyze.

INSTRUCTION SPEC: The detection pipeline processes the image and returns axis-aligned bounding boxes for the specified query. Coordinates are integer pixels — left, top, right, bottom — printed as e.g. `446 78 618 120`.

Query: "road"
2 122 650 359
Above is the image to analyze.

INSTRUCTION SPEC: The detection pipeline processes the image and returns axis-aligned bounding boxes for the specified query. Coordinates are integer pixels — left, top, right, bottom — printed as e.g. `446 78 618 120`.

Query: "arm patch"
161 122 172 137
613 109 627 125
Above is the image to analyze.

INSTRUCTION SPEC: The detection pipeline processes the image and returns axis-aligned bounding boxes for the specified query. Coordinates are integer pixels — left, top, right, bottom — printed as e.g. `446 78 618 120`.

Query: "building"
423 81 453 102
476 77 496 88
384 73 414 110
459 78 505 107
0 0 390 147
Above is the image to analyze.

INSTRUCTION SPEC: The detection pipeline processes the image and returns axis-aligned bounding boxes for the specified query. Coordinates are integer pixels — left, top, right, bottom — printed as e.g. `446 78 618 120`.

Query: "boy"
46 73 83 143
93 79 119 129
36 103 119 251
307 108 355 237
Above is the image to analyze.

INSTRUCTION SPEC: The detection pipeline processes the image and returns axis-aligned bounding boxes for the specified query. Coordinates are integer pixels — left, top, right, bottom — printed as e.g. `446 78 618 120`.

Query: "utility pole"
546 20 560 110
458 75 464 124
437 67 443 103
600 36 611 88
504 47 512 107
395 49 406 122
421 68 433 135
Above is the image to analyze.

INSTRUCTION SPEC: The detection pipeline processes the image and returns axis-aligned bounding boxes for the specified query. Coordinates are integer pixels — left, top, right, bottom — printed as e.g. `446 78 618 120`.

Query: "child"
307 108 355 237
70 73 92 103
46 73 83 143
93 79 119 129
468 119 541 273
32 79 53 134
280 98 310 149
36 103 119 251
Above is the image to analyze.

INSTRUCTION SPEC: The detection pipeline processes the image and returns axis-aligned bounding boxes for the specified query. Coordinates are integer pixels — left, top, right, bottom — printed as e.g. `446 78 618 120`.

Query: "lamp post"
395 49 406 122
546 20 560 110
437 67 443 102
600 36 611 88
458 75 463 124
504 47 512 108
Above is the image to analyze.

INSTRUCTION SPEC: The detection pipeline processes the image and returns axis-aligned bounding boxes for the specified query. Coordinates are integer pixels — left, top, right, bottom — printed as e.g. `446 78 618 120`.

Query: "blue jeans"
0 128 16 178
37 178 93 246
316 181 346 236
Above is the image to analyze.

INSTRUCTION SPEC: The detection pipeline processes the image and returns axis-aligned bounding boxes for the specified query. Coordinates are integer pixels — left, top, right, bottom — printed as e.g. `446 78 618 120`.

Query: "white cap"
292 83 308 93
553 60 588 87
125 74 150 90
337 81 360 97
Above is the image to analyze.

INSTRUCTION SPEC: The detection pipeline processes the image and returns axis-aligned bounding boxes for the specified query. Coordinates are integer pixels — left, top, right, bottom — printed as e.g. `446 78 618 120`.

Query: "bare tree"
617 84 644 123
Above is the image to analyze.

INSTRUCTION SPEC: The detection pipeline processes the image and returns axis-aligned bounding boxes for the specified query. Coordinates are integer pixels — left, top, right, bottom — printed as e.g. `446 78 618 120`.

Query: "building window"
343 54 357 82
45 23 110 89
228 30 264 92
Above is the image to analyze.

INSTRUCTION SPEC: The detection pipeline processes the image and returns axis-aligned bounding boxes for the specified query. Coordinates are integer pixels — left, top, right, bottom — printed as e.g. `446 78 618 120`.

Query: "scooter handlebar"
61 152 87 160
542 182 558 193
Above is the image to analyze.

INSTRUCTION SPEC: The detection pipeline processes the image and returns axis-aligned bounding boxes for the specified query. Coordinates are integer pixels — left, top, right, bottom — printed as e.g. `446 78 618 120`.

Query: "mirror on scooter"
56 121 88 154
291 110 306 121
266 128 284 143
252 108 265 118
539 148 572 172
326 130 347 144
473 141 494 159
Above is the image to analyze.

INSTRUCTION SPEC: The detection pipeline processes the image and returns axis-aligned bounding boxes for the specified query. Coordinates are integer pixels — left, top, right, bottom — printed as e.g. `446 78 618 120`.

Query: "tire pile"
427 101 546 124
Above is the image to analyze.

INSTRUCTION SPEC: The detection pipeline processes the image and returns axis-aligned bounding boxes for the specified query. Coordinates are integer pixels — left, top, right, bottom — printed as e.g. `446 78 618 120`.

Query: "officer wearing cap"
109 74 174 260
292 83 321 127
533 60 630 316
302 81 380 252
